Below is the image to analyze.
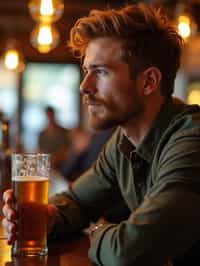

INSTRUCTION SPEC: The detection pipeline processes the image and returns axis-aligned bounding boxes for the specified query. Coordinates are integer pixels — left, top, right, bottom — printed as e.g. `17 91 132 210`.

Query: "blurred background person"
61 127 115 182
38 106 70 171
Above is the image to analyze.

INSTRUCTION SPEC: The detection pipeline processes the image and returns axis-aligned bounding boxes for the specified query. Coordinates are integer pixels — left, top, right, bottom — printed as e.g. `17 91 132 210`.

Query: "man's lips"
83 97 104 114
87 101 101 106
83 96 101 106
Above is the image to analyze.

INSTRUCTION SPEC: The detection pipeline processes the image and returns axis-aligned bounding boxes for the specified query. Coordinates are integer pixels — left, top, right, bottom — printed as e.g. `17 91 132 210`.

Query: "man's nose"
80 74 97 95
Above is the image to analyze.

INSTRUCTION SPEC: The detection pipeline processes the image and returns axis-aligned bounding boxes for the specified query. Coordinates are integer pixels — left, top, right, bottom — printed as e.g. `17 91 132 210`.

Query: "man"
3 3 200 266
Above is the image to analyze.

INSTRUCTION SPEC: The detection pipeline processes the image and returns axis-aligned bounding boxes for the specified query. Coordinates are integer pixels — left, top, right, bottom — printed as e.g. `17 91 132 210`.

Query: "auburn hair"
69 3 183 97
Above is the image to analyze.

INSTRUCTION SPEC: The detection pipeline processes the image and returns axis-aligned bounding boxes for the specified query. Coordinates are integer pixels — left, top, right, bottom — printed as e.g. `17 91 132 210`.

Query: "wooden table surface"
0 224 93 266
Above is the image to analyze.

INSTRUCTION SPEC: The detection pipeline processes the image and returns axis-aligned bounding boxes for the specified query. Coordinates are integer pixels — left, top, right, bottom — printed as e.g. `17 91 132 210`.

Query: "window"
0 63 18 119
22 62 81 152
0 63 19 146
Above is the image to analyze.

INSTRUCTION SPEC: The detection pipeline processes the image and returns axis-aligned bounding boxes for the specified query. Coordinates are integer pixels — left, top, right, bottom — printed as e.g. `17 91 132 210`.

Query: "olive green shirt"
50 97 200 266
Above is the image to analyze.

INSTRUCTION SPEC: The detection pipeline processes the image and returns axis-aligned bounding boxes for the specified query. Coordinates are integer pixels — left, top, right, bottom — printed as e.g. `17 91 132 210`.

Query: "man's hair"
69 3 183 97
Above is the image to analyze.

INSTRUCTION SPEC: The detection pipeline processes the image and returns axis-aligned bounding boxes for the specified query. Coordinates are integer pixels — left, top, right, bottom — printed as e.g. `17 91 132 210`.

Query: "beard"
82 85 144 131
84 98 142 131
83 94 117 130
87 110 120 130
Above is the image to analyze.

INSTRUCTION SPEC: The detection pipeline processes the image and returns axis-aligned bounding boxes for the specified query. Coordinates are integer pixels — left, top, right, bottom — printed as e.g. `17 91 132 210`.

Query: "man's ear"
142 67 162 96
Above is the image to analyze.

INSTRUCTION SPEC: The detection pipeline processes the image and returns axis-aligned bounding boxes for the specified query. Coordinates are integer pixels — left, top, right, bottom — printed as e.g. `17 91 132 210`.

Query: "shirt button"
137 182 143 188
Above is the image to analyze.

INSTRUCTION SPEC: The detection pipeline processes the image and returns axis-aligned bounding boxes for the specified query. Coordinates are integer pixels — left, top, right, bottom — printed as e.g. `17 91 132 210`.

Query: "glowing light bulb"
38 24 53 45
2 40 25 72
30 22 59 53
4 50 19 70
40 0 54 16
29 0 64 23
178 15 191 39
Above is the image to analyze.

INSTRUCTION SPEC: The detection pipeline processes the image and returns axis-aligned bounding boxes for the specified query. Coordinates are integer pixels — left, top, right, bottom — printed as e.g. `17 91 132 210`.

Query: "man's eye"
95 69 107 75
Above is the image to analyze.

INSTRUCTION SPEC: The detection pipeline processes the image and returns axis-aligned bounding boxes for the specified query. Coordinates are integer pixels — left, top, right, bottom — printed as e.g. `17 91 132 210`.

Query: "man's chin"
88 116 116 131
88 121 105 131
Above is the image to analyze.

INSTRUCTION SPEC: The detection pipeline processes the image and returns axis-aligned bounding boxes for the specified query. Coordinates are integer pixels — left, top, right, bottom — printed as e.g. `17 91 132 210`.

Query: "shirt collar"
118 97 186 163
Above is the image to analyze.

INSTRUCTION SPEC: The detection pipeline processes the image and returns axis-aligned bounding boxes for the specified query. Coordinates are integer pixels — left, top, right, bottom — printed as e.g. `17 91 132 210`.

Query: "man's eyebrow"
82 64 110 70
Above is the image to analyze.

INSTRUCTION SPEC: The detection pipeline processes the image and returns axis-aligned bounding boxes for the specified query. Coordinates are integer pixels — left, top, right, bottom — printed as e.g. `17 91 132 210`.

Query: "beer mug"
11 153 50 256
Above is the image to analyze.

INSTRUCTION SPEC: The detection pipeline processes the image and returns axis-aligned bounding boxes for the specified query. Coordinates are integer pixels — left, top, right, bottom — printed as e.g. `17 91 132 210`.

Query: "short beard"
87 113 119 131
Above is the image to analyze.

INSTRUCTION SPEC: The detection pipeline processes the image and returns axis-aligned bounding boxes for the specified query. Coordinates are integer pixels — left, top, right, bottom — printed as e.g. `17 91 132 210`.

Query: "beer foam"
12 176 48 182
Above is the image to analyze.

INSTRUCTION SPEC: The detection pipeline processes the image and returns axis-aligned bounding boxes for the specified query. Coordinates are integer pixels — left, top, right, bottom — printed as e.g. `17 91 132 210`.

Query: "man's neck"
122 96 165 147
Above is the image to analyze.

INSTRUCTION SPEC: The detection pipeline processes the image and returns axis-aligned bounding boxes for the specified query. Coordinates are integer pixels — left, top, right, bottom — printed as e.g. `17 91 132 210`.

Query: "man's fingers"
2 204 17 221
3 189 14 204
2 218 17 245
7 233 17 245
2 218 16 234
2 189 17 246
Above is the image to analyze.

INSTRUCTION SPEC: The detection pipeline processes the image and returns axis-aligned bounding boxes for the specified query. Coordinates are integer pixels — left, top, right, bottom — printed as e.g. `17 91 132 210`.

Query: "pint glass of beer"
11 153 50 256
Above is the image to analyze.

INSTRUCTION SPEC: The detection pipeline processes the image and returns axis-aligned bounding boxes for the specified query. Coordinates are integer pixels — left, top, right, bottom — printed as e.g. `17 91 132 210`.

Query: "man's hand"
86 217 173 266
2 189 17 244
87 217 108 237
1 189 58 244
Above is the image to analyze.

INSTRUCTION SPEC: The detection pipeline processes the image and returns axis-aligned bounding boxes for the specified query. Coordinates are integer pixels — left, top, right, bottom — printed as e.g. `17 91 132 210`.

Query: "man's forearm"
48 192 90 239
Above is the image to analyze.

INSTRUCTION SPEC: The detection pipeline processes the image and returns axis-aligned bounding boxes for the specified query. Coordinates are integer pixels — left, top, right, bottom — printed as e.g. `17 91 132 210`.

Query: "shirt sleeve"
88 127 200 266
48 131 122 238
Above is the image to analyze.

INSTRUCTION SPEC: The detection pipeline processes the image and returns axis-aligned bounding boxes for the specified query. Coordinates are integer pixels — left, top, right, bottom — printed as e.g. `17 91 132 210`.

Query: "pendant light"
30 22 60 53
175 2 197 41
28 0 64 23
2 39 25 72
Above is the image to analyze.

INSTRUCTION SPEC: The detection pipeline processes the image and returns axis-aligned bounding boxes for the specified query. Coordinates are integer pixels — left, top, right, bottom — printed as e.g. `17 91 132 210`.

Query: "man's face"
81 37 144 130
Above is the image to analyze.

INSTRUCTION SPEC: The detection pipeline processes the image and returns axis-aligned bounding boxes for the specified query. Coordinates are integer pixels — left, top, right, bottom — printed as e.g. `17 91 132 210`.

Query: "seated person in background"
38 106 70 171
3 3 200 266
68 126 92 157
61 127 114 181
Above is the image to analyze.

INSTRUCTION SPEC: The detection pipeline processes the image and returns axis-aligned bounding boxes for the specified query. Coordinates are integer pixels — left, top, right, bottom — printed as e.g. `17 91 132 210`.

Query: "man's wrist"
89 223 105 236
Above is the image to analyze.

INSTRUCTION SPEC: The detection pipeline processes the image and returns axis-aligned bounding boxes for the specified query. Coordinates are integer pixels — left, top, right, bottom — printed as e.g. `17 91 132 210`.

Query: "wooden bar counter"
0 224 93 266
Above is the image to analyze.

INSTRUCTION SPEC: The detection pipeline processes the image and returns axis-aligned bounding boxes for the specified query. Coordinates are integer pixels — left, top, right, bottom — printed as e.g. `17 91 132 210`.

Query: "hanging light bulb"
28 0 64 23
174 3 197 41
178 15 192 39
4 50 19 70
30 22 60 53
40 0 54 16
2 39 25 72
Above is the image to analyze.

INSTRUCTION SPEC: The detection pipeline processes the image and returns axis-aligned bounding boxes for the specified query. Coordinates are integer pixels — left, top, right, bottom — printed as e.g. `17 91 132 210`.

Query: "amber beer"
11 154 50 256
12 176 49 255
